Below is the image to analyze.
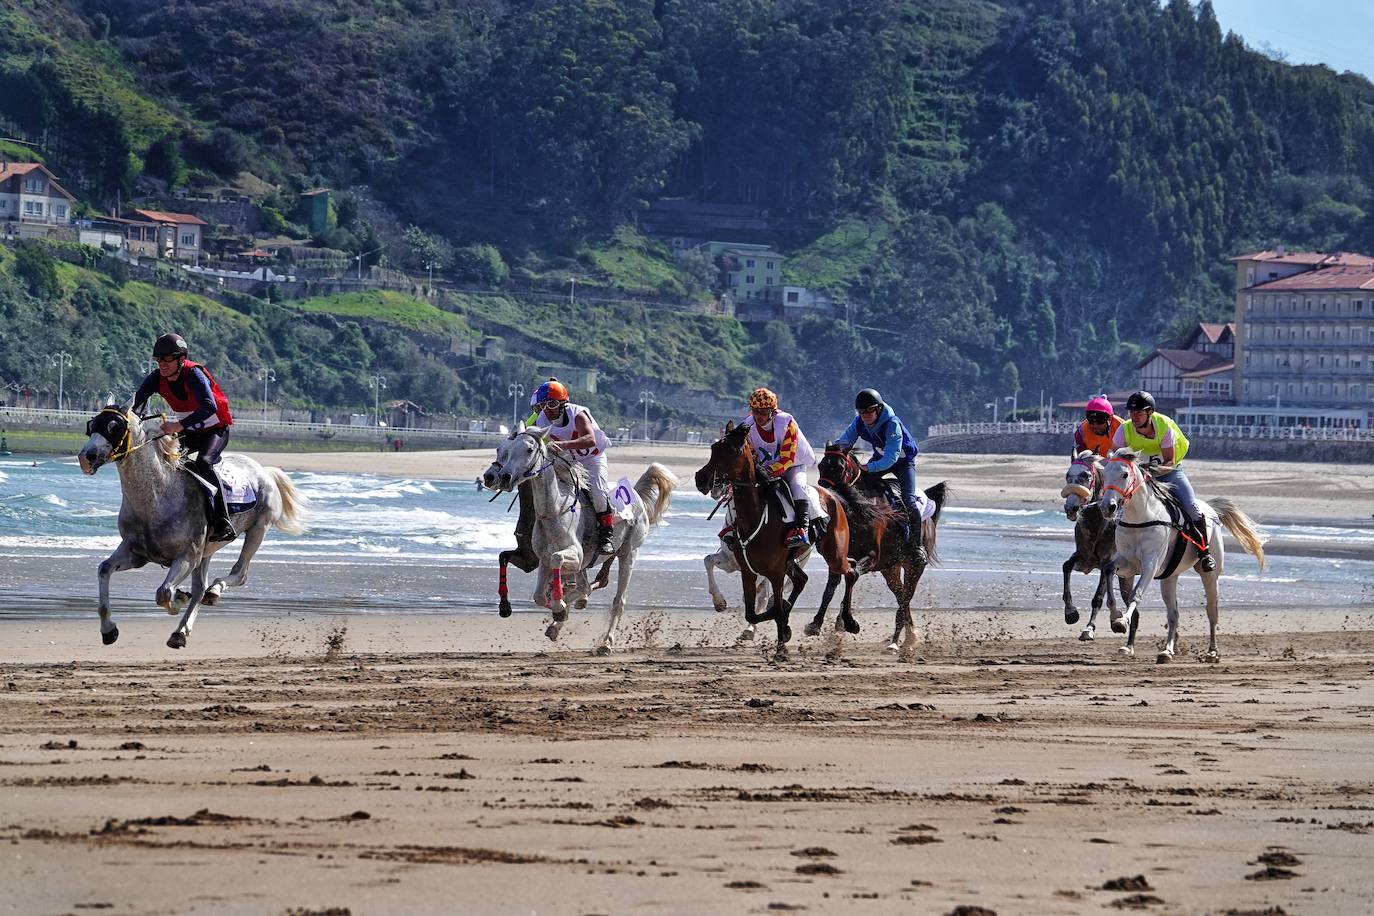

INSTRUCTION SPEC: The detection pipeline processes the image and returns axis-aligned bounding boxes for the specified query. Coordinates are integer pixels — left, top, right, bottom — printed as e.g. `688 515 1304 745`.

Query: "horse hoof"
574 598 588 610
593 644 611 657
167 632 187 649
713 599 728 613
842 616 860 635
886 642 899 653
773 645 789 662
1205 651 1220 664
1064 608 1080 625
1079 628 1095 642
498 601 512 618
803 621 821 637
544 624 560 642
101 625 119 646
202 590 220 607
1117 645 1134 656
779 625 792 643
738 628 755 643
1156 652 1173 664
1110 618 1127 634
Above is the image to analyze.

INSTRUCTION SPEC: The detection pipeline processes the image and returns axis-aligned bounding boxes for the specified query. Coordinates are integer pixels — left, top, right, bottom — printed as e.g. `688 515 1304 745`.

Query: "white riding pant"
777 466 808 504
576 452 611 514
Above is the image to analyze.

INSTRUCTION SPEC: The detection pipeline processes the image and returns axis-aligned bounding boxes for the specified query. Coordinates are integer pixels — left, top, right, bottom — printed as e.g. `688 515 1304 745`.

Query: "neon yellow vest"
1121 412 1189 465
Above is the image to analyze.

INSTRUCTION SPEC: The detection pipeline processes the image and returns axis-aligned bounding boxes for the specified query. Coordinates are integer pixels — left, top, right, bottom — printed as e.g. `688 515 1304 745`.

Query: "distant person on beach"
1073 394 1123 458
532 377 617 556
131 333 237 542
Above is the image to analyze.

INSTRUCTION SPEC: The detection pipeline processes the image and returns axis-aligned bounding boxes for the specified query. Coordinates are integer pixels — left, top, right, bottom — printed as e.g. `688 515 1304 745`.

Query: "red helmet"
534 378 568 403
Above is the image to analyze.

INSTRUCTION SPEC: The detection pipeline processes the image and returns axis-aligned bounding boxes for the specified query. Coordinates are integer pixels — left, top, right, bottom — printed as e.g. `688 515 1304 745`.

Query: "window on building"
0 199 7 211
745 275 755 285
1306 299 1313 311
765 277 773 286
23 178 43 193
766 260 774 269
746 259 755 268
786 291 799 303
1246 295 1253 313
54 204 66 219
180 233 195 247
1246 267 1255 285
1357 299 1366 312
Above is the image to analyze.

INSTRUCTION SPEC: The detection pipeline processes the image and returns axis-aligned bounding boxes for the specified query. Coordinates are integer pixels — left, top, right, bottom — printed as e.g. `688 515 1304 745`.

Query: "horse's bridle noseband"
87 405 166 463
817 448 861 489
1103 456 1142 502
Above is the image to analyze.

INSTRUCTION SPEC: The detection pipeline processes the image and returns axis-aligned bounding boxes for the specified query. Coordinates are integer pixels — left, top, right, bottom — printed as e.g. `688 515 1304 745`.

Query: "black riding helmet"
153 333 188 358
1125 390 1156 412
854 388 884 412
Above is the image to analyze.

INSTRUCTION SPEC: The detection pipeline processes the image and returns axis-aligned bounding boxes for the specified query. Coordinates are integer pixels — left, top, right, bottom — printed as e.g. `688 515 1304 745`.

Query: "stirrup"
208 524 237 543
1195 549 1216 572
785 527 809 547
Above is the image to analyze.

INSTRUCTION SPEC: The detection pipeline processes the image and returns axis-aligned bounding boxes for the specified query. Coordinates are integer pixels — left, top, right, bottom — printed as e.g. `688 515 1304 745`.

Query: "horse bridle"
509 430 579 518
1104 456 1142 502
1061 457 1101 501
87 405 168 463
817 448 861 489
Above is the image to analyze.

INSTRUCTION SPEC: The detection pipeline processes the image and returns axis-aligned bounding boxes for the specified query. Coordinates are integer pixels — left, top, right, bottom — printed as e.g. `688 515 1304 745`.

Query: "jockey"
741 387 816 548
835 387 924 550
532 377 616 557
1074 394 1124 458
1111 389 1215 572
132 333 237 542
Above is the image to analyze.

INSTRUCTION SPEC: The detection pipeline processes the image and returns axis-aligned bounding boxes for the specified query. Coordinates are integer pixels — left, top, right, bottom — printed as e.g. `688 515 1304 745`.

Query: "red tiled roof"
1230 249 1374 267
1248 265 1374 291
0 161 77 201
128 208 207 226
1135 349 1231 373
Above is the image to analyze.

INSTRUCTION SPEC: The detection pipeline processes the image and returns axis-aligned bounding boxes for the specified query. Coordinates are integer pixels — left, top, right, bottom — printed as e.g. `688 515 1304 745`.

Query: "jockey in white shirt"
531 378 616 556
741 387 816 548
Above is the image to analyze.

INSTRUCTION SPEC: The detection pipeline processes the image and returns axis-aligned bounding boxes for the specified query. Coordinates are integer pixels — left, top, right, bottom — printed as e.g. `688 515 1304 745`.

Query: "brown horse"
694 423 853 660
811 443 946 653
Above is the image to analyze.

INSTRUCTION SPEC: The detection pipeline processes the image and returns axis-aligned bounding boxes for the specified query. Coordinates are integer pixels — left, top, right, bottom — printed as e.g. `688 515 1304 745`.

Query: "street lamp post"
568 277 577 305
508 382 525 430
1267 391 1282 429
370 373 387 428
1004 392 1018 422
984 401 996 424
638 390 656 442
49 351 73 411
257 366 276 424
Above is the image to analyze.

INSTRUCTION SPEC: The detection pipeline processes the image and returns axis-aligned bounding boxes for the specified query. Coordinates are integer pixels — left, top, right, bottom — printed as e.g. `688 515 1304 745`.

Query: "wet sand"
4 448 1373 913
4 613 1374 915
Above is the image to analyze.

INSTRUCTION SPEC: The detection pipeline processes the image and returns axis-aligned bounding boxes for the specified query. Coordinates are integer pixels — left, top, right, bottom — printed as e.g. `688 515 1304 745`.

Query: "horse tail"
268 467 308 535
922 481 948 566
634 462 678 527
1210 497 1266 570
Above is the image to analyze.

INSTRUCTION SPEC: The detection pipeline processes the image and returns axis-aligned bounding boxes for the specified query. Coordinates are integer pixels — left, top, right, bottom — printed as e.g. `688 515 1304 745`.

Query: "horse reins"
91 406 169 463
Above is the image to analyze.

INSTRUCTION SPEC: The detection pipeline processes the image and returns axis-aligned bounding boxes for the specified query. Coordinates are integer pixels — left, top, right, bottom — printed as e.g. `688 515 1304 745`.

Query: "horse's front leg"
544 563 569 642
1199 566 1222 663
705 550 731 612
168 556 212 649
769 572 791 661
205 524 266 606
497 550 516 617
1117 560 1157 656
96 541 142 646
156 556 195 614
1062 555 1080 625
741 560 766 625
836 568 860 636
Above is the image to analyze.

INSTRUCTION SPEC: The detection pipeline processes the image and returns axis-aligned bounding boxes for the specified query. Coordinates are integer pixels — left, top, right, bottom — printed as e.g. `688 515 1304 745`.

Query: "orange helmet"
748 387 778 411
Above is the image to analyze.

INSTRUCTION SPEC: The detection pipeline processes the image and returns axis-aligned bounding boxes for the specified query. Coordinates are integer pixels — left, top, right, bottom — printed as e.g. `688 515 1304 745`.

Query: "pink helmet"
1084 395 1113 416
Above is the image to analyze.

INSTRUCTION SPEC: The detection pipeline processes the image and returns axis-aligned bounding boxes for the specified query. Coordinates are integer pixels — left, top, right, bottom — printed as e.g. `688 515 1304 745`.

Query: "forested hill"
3 0 1373 431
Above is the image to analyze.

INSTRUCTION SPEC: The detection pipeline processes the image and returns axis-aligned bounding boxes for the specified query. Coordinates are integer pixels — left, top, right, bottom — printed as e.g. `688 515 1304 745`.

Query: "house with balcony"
0 162 76 237
119 208 209 261
1135 322 1235 410
1177 247 1374 432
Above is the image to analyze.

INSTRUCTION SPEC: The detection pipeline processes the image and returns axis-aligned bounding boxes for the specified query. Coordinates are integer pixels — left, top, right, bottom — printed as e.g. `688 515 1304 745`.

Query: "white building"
0 162 76 235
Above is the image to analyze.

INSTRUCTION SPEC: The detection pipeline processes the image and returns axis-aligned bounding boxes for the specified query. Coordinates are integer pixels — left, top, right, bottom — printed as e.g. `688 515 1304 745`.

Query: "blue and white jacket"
835 404 918 473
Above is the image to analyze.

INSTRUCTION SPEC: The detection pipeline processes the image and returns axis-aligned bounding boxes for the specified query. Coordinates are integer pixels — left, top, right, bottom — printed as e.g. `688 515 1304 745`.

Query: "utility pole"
639 390 656 442
984 401 996 424
1004 392 1018 421
370 373 387 427
49 351 73 411
569 277 577 305
508 382 525 430
257 366 276 423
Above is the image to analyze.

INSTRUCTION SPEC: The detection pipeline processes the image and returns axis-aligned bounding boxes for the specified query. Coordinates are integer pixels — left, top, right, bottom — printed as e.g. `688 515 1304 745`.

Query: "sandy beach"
4 448 1373 914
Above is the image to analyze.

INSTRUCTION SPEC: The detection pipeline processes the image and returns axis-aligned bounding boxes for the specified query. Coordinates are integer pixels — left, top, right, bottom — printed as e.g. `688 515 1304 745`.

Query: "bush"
13 242 60 301
452 244 509 285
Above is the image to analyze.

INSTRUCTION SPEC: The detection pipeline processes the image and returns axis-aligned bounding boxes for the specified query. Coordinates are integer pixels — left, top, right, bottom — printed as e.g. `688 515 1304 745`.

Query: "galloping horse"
1099 450 1266 662
492 480 614 617
808 443 946 652
78 406 306 648
693 423 852 660
1059 450 1119 640
482 425 677 654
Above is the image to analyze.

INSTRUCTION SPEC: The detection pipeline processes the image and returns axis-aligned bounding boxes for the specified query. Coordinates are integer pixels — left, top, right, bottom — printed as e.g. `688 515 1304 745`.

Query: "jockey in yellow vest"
1110 389 1214 571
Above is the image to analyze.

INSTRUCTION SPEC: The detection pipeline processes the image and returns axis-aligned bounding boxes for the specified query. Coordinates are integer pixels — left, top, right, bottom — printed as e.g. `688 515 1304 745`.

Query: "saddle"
182 462 258 515
761 478 829 543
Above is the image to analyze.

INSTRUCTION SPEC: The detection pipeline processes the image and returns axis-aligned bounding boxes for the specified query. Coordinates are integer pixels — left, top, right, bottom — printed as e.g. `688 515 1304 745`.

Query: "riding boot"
786 502 810 548
203 467 237 543
596 511 616 556
906 508 928 566
1190 518 1215 572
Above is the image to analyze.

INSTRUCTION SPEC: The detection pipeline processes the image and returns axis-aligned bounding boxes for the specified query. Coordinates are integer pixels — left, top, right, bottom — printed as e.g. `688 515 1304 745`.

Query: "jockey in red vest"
132 333 237 542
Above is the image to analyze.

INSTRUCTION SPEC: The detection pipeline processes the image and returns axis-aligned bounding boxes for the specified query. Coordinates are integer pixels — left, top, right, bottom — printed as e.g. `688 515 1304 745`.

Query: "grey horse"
78 406 307 648
481 425 677 654
1059 450 1119 640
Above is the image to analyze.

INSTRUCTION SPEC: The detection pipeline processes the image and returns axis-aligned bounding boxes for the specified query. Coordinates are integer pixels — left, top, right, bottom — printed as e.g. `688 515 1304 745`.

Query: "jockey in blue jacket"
835 388 924 552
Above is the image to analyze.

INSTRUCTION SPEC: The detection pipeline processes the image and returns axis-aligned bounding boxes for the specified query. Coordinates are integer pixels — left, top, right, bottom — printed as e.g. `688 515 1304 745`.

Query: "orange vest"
1077 415 1122 457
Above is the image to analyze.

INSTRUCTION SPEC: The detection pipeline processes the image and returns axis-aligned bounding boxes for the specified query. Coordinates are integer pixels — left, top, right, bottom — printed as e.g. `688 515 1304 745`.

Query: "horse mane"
154 429 183 467
553 453 588 490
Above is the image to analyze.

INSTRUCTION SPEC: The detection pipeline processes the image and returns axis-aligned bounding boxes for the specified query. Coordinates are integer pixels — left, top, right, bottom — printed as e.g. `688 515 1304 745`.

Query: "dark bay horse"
1059 451 1120 640
810 444 946 652
694 423 853 660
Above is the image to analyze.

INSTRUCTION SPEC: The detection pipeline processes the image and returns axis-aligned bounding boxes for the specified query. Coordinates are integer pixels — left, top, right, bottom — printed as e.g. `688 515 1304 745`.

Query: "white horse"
1098 450 1266 662
482 425 677 654
78 406 307 648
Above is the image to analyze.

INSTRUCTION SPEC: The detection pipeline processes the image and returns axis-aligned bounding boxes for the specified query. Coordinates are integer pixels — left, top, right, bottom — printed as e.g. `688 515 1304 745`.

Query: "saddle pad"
220 463 259 514
610 476 638 521
880 480 936 521
775 484 829 525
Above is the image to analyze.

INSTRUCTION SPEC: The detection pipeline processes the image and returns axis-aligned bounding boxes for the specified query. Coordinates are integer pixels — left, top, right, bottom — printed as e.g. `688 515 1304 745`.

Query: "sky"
1206 0 1374 81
